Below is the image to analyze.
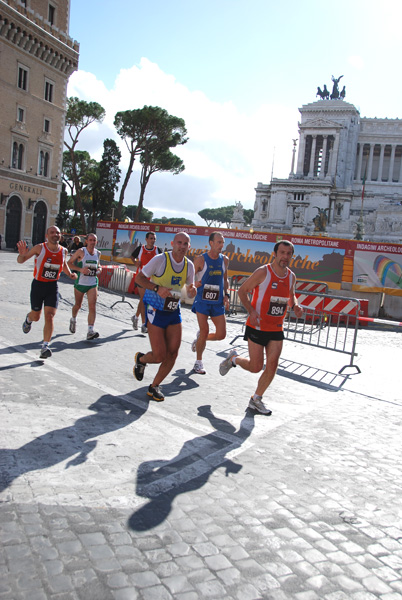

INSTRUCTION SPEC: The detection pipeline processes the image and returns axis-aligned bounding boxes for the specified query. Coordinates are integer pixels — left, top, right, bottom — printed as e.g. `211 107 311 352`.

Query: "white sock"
88 325 94 332
253 393 262 401
42 341 49 348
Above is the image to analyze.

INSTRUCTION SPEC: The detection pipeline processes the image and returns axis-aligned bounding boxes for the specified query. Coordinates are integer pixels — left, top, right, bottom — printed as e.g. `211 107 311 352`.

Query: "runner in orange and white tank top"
16 226 77 359
247 263 295 332
130 231 162 333
219 241 304 416
33 242 66 282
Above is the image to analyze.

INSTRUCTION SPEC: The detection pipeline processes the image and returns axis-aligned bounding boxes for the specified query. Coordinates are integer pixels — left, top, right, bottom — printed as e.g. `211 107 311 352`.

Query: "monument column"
290 139 297 176
308 135 317 177
356 143 364 180
329 133 340 177
319 135 328 178
398 149 402 183
388 144 396 182
378 144 385 181
367 144 374 181
296 133 306 176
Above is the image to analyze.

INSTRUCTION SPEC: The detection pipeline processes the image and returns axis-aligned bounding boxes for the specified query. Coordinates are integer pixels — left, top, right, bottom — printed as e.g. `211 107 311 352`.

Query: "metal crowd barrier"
229 285 364 374
98 262 134 308
227 275 248 315
284 290 362 374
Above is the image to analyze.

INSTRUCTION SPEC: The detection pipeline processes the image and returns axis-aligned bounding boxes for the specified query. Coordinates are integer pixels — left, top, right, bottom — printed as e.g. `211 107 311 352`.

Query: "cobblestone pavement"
0 251 401 599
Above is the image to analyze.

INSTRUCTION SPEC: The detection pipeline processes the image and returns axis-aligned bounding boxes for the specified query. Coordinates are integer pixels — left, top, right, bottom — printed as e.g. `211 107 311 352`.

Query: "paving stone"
141 586 173 600
162 574 193 594
111 588 139 600
129 571 161 588
362 575 392 594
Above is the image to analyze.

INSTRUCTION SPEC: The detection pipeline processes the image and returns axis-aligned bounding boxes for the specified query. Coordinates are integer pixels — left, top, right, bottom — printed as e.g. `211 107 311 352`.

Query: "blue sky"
68 0 402 225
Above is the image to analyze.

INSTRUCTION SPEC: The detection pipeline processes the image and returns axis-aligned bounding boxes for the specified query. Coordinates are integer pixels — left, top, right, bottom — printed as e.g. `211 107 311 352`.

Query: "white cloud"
67 58 299 224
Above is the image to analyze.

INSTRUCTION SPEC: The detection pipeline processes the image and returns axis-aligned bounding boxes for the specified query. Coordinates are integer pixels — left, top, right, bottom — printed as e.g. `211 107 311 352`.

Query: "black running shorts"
244 325 284 346
30 279 59 311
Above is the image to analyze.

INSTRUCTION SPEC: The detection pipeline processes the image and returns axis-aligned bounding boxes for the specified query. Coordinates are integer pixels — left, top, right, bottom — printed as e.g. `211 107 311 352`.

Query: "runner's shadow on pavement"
159 368 200 396
128 405 255 531
0 360 45 371
0 394 148 493
51 329 132 351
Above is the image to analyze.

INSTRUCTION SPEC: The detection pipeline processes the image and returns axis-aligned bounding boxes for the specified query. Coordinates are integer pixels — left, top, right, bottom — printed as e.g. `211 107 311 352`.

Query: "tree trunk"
116 153 135 221
70 151 87 234
135 165 151 222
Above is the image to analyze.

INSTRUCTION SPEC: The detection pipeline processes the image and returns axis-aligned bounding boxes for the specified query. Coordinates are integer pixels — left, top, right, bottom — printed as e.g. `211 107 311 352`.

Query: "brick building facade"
0 0 78 248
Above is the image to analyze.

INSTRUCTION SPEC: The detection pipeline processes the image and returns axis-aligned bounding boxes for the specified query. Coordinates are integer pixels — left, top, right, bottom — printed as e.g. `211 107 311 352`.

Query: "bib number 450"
163 297 179 312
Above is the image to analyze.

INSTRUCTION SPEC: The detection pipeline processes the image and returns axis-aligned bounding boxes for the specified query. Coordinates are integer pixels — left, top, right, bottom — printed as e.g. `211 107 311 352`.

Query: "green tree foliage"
62 150 94 231
152 216 196 225
64 97 106 233
198 205 254 228
82 139 122 230
198 208 219 227
243 209 254 226
114 105 187 221
122 204 153 223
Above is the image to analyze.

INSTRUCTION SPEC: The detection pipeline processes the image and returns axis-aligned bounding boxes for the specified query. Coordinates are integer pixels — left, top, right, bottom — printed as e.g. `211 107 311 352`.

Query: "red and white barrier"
296 281 328 294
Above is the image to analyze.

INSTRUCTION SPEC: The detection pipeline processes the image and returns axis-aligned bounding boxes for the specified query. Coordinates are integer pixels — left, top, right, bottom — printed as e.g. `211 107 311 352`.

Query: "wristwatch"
153 284 159 293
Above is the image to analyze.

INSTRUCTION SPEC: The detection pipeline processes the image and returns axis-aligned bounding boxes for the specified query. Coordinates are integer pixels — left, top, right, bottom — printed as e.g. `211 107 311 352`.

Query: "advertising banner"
96 221 347 284
352 242 402 296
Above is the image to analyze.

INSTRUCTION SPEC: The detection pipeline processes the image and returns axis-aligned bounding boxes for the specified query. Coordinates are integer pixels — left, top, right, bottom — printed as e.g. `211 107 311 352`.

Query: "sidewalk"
0 250 401 600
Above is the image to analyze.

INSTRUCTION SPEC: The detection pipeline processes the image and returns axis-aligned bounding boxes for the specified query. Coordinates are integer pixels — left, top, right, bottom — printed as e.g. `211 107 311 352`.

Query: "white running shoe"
87 331 99 340
191 330 200 352
219 349 238 376
141 324 148 334
69 318 76 334
248 396 272 415
193 361 206 375
39 346 52 359
132 315 139 330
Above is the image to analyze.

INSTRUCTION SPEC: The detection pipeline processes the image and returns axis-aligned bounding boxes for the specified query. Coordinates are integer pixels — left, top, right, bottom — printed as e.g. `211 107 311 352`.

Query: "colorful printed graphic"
373 255 402 289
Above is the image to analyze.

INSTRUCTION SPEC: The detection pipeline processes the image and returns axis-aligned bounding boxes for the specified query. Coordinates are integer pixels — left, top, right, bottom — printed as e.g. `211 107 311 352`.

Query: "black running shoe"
133 352 146 381
147 384 165 402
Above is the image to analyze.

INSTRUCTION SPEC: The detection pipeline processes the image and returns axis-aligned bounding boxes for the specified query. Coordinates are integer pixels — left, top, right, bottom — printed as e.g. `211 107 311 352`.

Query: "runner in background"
191 232 230 374
131 232 162 334
68 233 102 340
17 226 77 359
